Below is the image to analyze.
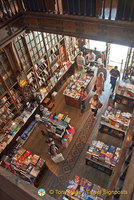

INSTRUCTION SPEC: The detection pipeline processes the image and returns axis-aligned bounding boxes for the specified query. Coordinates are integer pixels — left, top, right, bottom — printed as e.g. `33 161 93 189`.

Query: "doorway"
107 43 129 73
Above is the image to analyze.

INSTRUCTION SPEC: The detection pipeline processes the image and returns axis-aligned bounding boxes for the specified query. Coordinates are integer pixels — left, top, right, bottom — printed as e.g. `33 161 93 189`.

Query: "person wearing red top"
80 86 87 115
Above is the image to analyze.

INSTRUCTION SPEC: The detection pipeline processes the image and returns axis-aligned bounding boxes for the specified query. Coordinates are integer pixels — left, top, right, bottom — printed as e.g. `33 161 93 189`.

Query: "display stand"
63 68 96 108
99 106 132 140
85 140 121 176
85 156 113 176
114 81 134 108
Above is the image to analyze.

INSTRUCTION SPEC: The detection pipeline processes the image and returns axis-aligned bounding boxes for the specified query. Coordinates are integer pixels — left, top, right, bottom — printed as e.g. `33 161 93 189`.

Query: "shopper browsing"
95 72 104 96
85 50 96 66
110 66 120 92
97 64 107 81
76 52 85 71
80 86 87 115
89 94 102 118
46 138 58 156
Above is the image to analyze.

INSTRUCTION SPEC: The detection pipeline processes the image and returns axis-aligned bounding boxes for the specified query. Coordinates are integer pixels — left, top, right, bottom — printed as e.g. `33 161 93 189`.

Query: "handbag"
51 153 64 163
97 101 103 109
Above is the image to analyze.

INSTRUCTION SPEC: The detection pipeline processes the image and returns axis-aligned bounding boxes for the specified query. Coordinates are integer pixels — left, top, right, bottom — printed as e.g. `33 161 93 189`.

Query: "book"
106 152 113 159
37 158 45 168
79 178 88 187
26 164 33 173
108 145 116 154
30 166 40 177
31 154 40 166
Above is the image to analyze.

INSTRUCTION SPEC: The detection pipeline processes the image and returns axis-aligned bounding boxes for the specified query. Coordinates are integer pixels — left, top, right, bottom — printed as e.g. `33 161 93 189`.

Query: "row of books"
64 175 105 200
101 106 132 131
87 140 121 169
0 104 38 153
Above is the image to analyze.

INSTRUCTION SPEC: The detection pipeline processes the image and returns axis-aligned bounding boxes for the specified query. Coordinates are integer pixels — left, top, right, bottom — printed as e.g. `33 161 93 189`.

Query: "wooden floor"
23 70 133 200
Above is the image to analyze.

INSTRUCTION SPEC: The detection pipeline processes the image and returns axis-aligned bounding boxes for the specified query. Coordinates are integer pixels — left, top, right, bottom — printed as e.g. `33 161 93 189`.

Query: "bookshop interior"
0 1 134 200
0 31 134 200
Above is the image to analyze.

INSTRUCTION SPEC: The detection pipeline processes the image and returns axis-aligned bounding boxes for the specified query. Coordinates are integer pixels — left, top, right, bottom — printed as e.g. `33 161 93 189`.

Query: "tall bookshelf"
0 31 77 135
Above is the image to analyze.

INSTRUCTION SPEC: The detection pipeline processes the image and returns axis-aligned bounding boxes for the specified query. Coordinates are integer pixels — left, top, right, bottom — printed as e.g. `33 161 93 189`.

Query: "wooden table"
64 75 95 108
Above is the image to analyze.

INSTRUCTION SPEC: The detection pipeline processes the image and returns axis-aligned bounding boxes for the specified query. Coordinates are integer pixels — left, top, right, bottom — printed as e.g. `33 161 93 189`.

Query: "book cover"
106 152 113 159
26 164 33 173
108 145 116 154
30 166 40 177
37 158 45 168
79 178 88 187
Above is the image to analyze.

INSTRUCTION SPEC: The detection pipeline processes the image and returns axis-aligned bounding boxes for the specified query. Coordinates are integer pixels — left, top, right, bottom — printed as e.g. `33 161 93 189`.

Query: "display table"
114 81 134 107
2 148 47 187
99 106 132 140
38 107 75 147
64 175 105 200
63 69 96 108
85 140 121 176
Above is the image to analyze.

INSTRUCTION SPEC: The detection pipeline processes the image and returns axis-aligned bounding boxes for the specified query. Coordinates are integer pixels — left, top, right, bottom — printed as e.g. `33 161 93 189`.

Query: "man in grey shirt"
97 64 107 81
76 52 85 71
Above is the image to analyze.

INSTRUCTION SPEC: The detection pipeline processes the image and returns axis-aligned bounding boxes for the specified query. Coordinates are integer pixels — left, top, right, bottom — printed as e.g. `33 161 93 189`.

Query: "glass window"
36 38 39 44
16 42 20 50
45 38 47 44
34 32 38 37
41 41 44 48
43 33 47 37
34 48 37 54
39 35 42 41
37 44 41 50
29 33 33 40
42 48 45 54
25 36 30 43
28 43 32 50
39 51 43 57
32 41 35 48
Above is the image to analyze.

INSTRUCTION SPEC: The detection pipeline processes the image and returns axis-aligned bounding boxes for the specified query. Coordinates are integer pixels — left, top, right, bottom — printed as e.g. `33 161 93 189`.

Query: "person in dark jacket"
110 66 120 92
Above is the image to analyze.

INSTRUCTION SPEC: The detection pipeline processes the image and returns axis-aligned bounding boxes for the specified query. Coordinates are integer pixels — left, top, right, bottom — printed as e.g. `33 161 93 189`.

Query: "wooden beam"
23 13 134 47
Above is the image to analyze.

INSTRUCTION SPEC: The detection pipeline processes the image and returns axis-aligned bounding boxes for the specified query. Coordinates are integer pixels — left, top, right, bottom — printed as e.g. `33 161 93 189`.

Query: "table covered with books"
1 147 47 187
63 175 106 200
85 140 121 175
114 81 134 107
63 69 96 108
38 107 75 148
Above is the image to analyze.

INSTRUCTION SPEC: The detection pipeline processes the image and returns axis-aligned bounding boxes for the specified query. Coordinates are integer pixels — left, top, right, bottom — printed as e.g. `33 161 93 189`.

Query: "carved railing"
0 0 134 24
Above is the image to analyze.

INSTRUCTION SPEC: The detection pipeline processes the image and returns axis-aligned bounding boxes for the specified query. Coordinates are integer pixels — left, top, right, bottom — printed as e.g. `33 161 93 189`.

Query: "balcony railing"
0 0 134 24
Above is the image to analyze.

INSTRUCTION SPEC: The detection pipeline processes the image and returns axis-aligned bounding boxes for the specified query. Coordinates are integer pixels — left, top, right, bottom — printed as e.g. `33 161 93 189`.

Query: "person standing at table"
110 66 120 92
85 50 96 66
80 86 87 115
96 72 104 96
76 52 85 71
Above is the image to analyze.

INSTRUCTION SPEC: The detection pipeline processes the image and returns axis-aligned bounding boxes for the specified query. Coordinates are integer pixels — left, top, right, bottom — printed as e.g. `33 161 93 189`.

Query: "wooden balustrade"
0 0 24 22
0 0 134 24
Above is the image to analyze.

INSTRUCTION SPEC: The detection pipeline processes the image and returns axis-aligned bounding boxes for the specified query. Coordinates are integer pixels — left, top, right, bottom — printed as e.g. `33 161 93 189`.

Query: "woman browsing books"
89 94 102 118
80 86 87 115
